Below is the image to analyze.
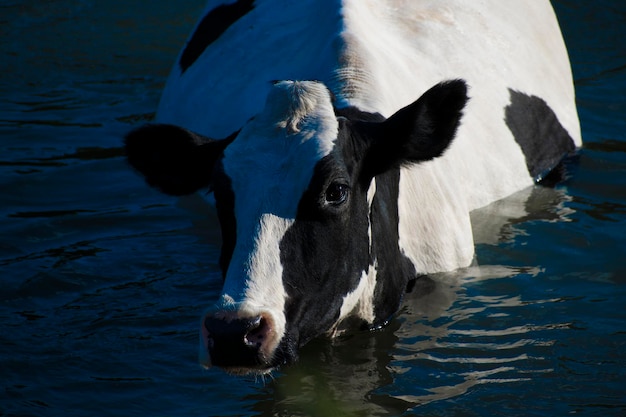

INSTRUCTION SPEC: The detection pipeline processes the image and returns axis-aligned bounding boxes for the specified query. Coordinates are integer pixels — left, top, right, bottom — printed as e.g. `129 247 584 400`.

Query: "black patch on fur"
278 149 370 351
179 0 255 73
336 109 421 324
274 109 424 357
505 89 576 182
367 168 417 326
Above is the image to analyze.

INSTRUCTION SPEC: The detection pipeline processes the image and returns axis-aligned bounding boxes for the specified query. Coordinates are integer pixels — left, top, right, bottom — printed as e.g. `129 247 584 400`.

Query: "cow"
124 0 581 375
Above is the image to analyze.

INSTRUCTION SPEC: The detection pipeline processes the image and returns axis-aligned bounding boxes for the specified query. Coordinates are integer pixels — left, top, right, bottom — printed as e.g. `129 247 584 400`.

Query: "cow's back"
156 0 581 273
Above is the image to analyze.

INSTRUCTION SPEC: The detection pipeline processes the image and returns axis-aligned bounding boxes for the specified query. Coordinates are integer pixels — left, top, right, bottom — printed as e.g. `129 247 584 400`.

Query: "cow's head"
125 80 468 375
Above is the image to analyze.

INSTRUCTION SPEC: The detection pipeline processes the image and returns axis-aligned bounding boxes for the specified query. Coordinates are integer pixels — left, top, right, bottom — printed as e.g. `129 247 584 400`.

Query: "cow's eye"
325 183 349 205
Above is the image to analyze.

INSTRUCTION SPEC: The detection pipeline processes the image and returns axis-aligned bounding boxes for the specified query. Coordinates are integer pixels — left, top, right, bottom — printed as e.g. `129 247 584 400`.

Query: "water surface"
1 1 625 416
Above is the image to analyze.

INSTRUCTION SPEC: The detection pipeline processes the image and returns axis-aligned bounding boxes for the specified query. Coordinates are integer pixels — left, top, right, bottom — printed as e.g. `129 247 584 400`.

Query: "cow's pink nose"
203 312 274 369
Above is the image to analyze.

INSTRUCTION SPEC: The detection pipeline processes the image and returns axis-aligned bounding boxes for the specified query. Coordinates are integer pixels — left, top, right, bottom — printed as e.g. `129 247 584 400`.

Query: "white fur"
335 262 378 331
366 178 376 247
157 1 344 138
216 81 338 344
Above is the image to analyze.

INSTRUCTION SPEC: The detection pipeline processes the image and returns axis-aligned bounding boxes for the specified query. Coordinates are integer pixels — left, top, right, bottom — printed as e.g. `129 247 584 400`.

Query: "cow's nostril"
244 316 270 348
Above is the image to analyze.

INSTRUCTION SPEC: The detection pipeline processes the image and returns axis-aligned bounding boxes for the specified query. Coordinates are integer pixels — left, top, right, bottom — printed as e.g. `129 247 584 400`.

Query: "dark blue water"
1 1 624 416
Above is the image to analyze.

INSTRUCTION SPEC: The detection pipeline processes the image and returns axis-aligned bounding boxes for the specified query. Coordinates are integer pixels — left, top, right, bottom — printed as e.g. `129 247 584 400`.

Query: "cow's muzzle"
200 310 280 374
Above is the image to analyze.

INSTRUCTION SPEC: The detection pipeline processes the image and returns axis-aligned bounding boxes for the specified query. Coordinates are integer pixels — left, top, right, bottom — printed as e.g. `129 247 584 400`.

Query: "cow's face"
125 80 468 375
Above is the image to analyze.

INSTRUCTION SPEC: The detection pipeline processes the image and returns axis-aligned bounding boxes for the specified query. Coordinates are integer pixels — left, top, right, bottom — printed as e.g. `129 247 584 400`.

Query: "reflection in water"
383 267 558 411
471 181 575 245
243 266 566 416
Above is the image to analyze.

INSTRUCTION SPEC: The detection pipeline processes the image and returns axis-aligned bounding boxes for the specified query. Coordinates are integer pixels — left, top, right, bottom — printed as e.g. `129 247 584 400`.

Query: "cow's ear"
124 124 235 196
360 80 468 180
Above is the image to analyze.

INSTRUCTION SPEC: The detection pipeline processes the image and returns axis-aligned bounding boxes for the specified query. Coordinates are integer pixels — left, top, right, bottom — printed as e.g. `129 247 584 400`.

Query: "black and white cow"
125 0 581 375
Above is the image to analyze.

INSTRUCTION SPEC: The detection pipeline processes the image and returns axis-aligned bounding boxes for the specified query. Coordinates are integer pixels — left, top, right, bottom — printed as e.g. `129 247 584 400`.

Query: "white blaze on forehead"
218 80 339 331
226 214 292 339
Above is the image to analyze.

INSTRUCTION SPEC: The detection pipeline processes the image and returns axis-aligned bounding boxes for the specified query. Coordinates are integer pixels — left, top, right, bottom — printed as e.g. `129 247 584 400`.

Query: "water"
1 1 624 416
